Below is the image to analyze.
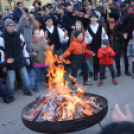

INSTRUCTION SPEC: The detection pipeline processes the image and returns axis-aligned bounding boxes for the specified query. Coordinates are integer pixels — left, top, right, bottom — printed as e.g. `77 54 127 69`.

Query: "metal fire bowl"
21 93 108 133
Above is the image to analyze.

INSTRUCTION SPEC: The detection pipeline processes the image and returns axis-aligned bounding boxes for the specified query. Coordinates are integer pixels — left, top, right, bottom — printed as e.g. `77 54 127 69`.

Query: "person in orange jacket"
97 39 118 86
60 30 95 90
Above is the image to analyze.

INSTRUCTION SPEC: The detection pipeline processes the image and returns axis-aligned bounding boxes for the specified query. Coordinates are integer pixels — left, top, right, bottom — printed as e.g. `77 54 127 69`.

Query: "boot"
125 65 131 76
115 66 121 77
94 71 98 81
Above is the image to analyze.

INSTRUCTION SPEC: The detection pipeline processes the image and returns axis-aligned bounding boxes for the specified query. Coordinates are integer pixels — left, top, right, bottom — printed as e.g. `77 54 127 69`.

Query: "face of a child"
33 30 41 39
90 16 98 23
101 44 107 49
45 19 53 27
75 22 82 31
77 33 83 40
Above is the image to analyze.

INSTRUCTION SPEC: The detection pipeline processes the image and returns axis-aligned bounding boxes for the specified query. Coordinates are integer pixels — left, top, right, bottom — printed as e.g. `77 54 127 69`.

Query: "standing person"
85 12 108 81
60 30 95 90
14 2 23 23
28 29 53 92
73 0 81 12
70 20 94 77
113 17 131 77
97 39 118 86
0 19 32 102
127 30 134 78
0 58 14 103
40 15 69 56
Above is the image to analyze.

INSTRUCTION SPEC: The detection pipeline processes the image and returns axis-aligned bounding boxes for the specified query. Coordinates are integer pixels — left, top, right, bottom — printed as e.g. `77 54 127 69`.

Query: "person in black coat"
113 14 133 77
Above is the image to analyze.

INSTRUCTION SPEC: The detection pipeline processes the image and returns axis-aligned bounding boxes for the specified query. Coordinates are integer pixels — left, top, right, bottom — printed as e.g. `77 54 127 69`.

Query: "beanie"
43 15 52 21
74 30 82 38
4 18 14 28
101 39 109 46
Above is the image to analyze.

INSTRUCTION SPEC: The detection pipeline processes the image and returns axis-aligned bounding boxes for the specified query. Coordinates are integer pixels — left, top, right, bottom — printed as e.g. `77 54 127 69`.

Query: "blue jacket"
14 7 23 23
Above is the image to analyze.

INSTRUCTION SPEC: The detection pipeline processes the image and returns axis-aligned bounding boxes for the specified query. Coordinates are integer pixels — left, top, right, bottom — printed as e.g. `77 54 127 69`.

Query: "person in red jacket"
60 30 95 90
97 39 118 86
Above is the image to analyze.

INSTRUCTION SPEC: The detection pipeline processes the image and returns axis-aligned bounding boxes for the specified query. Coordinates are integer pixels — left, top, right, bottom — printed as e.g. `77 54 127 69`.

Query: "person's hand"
44 31 48 40
102 32 106 37
112 104 133 122
107 8 111 13
84 14 90 19
59 55 63 59
108 50 111 54
2 67 7 73
71 26 75 30
33 52 37 56
93 53 96 56
64 30 68 38
26 59 30 66
45 7 50 13
7 58 14 63
103 51 106 56
50 44 55 50
85 32 89 38
123 33 128 39
23 12 28 18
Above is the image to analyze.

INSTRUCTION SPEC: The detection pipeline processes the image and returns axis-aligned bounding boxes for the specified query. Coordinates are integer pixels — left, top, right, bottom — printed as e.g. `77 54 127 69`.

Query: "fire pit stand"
21 93 108 134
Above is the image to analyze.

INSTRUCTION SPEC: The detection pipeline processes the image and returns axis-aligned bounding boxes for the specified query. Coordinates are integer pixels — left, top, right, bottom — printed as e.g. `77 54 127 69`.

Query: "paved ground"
0 59 134 134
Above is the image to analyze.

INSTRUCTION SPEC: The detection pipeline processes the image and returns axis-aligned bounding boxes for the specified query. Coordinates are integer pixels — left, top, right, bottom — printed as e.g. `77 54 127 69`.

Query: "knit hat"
43 15 52 21
74 30 82 38
29 6 35 12
4 18 14 27
90 12 99 18
101 39 109 46
83 0 90 7
64 2 71 7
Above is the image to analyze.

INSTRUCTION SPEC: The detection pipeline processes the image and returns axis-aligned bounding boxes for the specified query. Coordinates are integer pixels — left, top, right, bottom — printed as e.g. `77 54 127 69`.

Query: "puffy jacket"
97 45 115 65
63 38 93 68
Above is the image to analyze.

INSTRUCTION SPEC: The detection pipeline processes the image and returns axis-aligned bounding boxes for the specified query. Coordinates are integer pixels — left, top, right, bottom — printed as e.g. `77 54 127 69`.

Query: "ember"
23 48 102 122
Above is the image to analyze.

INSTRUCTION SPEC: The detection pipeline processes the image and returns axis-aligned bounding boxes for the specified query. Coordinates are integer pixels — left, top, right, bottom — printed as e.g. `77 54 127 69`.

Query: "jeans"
34 67 49 88
71 63 88 85
0 80 7 99
100 64 115 80
7 66 30 97
115 51 128 67
80 59 93 73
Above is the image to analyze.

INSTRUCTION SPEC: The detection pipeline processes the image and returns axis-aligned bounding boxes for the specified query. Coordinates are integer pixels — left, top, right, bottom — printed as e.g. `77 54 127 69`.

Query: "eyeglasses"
8 25 15 27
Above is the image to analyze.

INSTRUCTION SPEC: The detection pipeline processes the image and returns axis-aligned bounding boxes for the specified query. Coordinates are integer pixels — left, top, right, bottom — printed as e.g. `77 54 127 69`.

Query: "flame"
25 47 100 122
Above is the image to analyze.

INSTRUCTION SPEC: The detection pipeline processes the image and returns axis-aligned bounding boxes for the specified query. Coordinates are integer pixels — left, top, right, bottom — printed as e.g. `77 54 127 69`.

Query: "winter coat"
28 38 47 63
127 38 134 57
63 38 93 68
97 45 115 65
113 18 131 51
14 7 23 23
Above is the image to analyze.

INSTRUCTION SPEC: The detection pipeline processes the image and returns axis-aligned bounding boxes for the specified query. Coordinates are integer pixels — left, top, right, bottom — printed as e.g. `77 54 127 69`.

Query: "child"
127 30 134 78
0 58 14 103
70 20 94 77
97 39 118 86
60 30 95 90
85 12 108 81
28 29 54 92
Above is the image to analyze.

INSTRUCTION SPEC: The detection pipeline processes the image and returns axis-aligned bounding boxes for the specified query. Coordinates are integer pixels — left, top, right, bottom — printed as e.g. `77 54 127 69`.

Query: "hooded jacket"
97 45 115 65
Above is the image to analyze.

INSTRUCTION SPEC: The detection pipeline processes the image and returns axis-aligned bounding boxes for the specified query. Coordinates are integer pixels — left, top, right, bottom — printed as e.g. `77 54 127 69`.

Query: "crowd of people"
0 0 133 106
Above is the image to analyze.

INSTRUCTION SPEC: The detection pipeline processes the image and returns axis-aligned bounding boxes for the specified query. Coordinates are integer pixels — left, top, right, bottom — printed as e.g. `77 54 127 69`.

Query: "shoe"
24 91 33 96
89 72 94 77
33 87 39 92
112 79 118 85
3 97 11 104
83 81 93 85
71 85 77 90
125 65 131 76
79 72 83 76
94 74 98 81
8 96 15 102
97 81 103 86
